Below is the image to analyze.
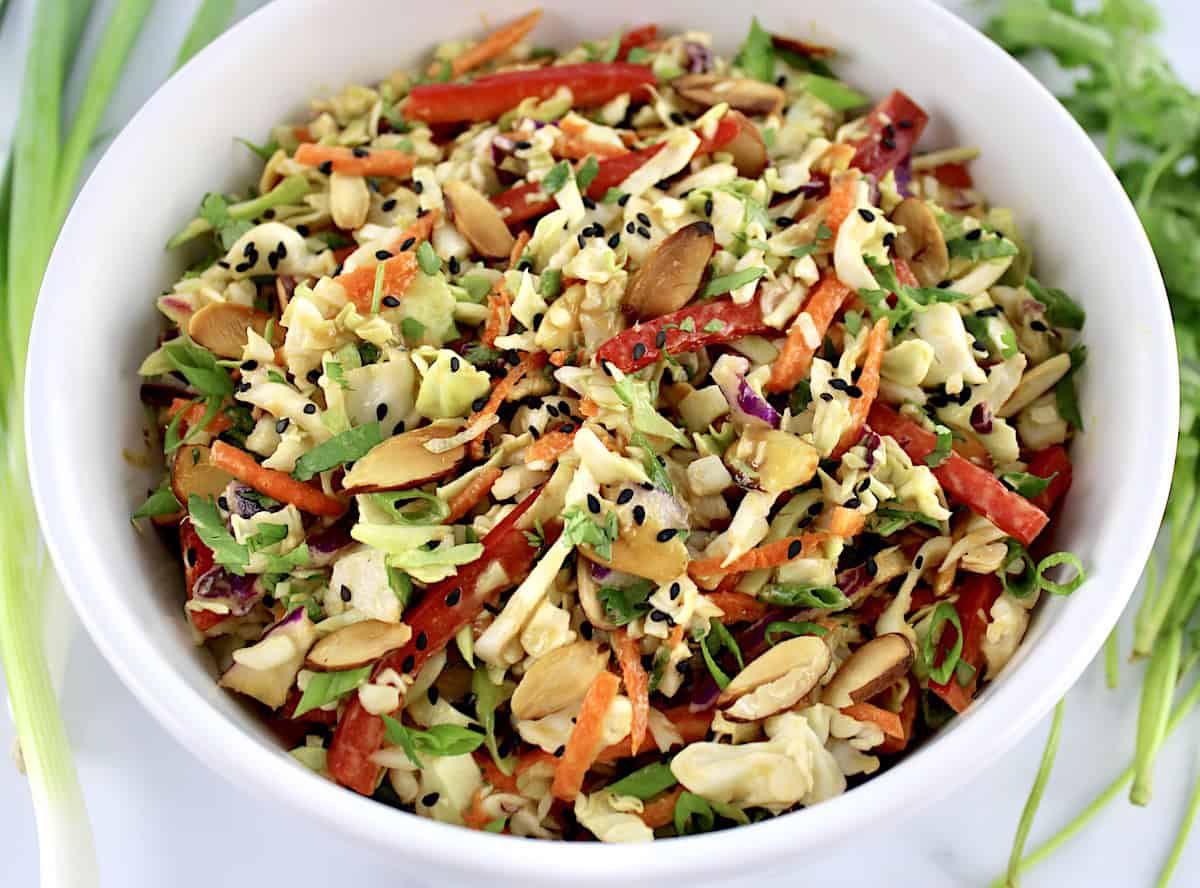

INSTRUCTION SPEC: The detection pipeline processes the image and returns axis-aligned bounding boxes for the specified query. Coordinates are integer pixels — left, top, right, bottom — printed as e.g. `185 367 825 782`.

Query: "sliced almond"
188 301 278 359
171 444 234 505
820 633 914 708
718 635 830 704
891 198 949 288
722 110 768 178
341 425 464 494
673 75 786 117
444 179 516 258
624 221 714 319
581 519 688 586
997 352 1072 418
576 558 617 632
305 619 413 671
511 641 609 720
724 659 828 721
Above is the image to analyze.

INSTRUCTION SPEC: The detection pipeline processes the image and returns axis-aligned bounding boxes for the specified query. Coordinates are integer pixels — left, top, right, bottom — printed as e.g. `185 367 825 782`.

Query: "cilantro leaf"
294 666 371 717
597 578 655 626
131 483 181 521
291 422 383 481
576 156 600 191
1001 471 1056 499
924 423 954 468
199 192 253 250
870 506 944 536
380 716 485 768
702 267 766 299
187 495 249 574
1026 275 1086 330
162 338 233 398
562 505 619 561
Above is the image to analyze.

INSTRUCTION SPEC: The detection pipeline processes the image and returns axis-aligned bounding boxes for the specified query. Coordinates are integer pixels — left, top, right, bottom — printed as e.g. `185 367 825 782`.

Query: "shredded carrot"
516 748 560 775
823 170 860 233
596 704 713 763
552 671 620 802
613 630 649 757
820 505 867 538
476 754 520 794
508 230 531 270
524 430 577 465
705 590 767 624
462 788 494 830
432 9 543 79
688 533 831 580
556 117 630 160
337 252 419 313
481 282 513 348
292 126 312 143
578 397 600 417
548 349 569 367
445 467 503 524
209 441 346 517
765 275 852 393
832 317 888 457
167 398 232 435
639 786 684 829
294 143 416 179
467 351 548 459
668 623 685 648
393 208 441 251
841 702 905 741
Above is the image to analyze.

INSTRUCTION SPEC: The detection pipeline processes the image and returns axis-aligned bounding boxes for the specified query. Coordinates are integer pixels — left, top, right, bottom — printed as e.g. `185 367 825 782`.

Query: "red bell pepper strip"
180 519 228 633
616 24 658 61
1024 445 1073 514
929 573 1002 713
867 403 1049 546
492 111 743 227
930 161 973 189
596 297 772 373
327 487 546 795
406 62 656 125
850 90 928 179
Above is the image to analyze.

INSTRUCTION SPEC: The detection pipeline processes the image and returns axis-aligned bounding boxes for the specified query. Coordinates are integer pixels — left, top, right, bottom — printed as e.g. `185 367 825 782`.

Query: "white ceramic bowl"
27 0 1176 884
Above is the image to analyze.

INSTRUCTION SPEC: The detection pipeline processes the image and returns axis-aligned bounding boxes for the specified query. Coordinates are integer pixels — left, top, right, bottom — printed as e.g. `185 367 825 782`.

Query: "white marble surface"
3 1 1199 885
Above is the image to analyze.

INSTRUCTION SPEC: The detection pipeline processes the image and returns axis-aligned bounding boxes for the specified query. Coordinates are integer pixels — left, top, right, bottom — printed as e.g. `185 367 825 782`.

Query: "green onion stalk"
1 2 233 885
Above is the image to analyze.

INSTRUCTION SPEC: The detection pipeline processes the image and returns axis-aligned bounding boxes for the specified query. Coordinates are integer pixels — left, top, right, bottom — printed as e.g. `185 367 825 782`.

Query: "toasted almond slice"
444 179 516 258
580 520 688 586
624 221 715 319
341 425 464 494
891 198 949 289
171 444 234 505
820 633 914 708
511 641 609 720
188 301 278 359
673 75 786 116
718 635 830 704
305 619 413 671
723 659 827 721
997 352 1071 418
722 110 768 178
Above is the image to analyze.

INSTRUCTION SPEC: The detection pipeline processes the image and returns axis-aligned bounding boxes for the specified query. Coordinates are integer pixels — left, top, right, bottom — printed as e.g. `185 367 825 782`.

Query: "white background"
2 1 1199 885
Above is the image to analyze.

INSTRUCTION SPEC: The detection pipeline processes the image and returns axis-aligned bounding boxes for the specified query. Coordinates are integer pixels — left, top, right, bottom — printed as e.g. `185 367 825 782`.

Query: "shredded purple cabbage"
737 380 782 428
970 402 994 435
684 41 713 74
192 568 261 616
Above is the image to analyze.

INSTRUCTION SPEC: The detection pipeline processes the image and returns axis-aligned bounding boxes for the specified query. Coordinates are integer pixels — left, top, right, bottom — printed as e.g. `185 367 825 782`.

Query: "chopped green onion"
702 266 765 298
1004 700 1065 888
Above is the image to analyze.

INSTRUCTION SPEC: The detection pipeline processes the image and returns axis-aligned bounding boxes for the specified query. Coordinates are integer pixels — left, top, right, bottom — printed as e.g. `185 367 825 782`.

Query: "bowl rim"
26 0 1177 883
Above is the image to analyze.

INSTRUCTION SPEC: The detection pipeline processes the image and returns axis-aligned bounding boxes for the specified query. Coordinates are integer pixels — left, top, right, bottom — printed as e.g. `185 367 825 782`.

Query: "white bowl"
27 0 1176 884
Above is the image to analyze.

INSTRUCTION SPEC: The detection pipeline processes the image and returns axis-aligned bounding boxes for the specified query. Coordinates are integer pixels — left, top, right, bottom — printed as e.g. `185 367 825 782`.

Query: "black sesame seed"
554 745 566 757
670 582 681 600
234 261 252 273
632 342 647 361
307 369 321 384
303 403 317 415
267 251 280 271
617 193 631 206
976 305 1003 317
965 228 983 241
376 249 392 261
577 233 587 249
545 404 560 419
340 584 352 602
217 496 229 512
655 330 667 349
559 423 574 434
776 74 787 87
1031 320 1048 332
217 260 230 269
641 482 653 491
450 356 461 372
515 140 533 150
421 792 440 807
352 146 369 158
607 232 621 249
296 225 310 236
583 196 597 210
617 488 634 505
636 212 652 227
447 256 460 274
845 496 862 509
587 494 601 514
775 216 795 228
625 221 636 234
883 232 895 248
401 655 415 673
858 208 876 222
829 378 849 392
703 198 714 217
529 425 541 440
650 610 669 622
382 295 401 307
881 137 897 150
787 540 802 559
808 502 824 516
637 225 651 239
415 632 428 651
376 403 389 421
276 417 290 434
185 547 197 567
445 588 462 606
846 384 864 398
427 686 440 705
532 313 544 328
393 420 406 435
669 112 685 125
381 198 397 212
558 400 570 414
413 181 425 194
395 236 417 252
656 528 677 543
633 505 646 525
820 392 834 402
914 554 925 570
937 279 953 289
241 360 258 371
865 558 879 577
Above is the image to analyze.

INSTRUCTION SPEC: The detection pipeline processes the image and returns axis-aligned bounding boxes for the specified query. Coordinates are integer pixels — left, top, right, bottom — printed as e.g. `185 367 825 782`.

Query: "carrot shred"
462 788 494 830
823 170 860 233
467 351 549 459
668 623 685 648
556 117 630 160
831 317 888 457
820 505 867 538
482 282 513 347
639 786 684 829
765 274 853 393
614 630 649 757
477 754 520 794
432 9 543 80
209 441 346 517
688 533 831 580
705 590 767 624
595 704 712 763
167 397 232 435
524 429 577 465
548 349 568 367
444 467 503 524
841 702 905 741
551 670 620 802
578 397 600 417
292 126 312 142
508 229 531 269
335 212 440 312
293 143 416 179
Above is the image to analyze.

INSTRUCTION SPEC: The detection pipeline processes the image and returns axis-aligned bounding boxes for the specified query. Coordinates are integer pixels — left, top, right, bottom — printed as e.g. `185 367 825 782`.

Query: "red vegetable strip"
822 170 860 236
705 590 768 624
596 297 771 373
832 317 888 457
929 573 1002 713
766 274 853 394
209 441 346 517
867 403 1050 545
841 702 904 740
431 9 543 79
1025 445 1073 514
930 161 973 189
406 62 655 124
849 89 928 179
327 488 545 795
179 519 227 633
551 671 621 802
616 24 657 60
877 682 918 754
613 629 649 756
293 143 416 178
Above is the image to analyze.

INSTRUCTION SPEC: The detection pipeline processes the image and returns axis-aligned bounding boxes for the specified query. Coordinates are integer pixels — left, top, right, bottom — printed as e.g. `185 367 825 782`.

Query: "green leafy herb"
324 359 350 391
612 375 688 447
541 160 572 194
946 233 1020 261
679 317 696 333
162 338 233 398
702 266 766 298
597 579 655 626
380 716 485 768
601 187 627 204
463 343 502 365
291 421 383 481
816 223 834 240
632 430 675 495
843 310 863 337
245 522 288 553
800 73 869 111
605 762 677 800
484 817 507 833
236 136 279 161
473 667 514 776
673 791 749 836
562 505 619 561
871 506 943 537
924 424 953 468
1026 275 1086 330
626 47 650 64
293 666 371 717
789 379 813 414
760 583 849 610
199 192 253 250
735 17 775 83
388 567 413 608
1055 343 1087 430
576 156 600 191
187 495 249 574
861 257 973 331
789 243 819 259
764 620 829 644
922 601 964 685
131 483 181 521
1001 471 1055 499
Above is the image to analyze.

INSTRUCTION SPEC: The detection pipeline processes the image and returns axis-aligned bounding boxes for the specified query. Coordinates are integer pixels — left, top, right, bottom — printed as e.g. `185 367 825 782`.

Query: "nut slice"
820 633 915 708
891 198 949 288
305 619 413 671
722 110 768 178
444 179 516 258
171 444 235 505
511 641 609 720
341 425 464 494
718 635 830 704
188 301 278 359
624 221 714 319
581 519 688 586
673 75 786 117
